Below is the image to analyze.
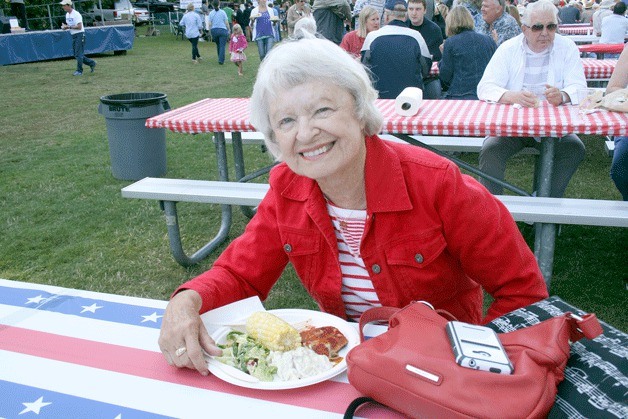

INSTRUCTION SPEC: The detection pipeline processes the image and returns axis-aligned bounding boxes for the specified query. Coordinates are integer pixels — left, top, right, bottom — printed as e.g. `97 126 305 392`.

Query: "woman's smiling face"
268 81 366 184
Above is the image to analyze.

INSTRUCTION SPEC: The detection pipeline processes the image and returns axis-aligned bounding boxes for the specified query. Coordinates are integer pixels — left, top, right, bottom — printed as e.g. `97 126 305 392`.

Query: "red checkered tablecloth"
559 25 593 35
146 98 628 138
578 43 625 55
582 58 616 79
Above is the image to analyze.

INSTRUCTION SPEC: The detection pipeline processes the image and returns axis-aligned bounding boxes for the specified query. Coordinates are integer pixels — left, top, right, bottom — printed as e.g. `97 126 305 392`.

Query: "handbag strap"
357 302 456 342
343 397 383 419
567 312 603 341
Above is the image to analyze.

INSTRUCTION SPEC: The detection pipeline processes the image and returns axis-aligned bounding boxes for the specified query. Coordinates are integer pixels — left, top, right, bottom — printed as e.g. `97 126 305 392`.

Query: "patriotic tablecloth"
146 98 628 138
1 279 626 418
559 25 594 35
0 279 396 419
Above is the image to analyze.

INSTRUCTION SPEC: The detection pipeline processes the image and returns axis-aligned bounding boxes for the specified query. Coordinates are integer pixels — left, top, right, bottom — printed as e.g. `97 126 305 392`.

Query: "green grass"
0 29 625 330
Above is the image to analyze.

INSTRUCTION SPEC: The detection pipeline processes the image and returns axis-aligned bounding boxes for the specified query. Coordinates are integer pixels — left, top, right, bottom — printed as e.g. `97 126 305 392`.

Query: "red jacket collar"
276 135 413 213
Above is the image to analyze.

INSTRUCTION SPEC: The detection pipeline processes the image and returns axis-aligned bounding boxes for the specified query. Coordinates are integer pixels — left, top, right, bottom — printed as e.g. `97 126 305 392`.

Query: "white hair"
249 35 383 160
523 0 558 26
293 16 317 38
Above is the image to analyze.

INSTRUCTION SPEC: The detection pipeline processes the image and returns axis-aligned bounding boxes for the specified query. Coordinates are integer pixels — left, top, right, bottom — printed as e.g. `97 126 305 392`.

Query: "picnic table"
559 24 594 35
1 277 626 418
429 59 614 84
579 43 625 59
146 98 627 283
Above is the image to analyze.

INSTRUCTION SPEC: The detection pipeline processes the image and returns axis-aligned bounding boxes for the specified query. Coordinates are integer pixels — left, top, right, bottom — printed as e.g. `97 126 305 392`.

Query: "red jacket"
178 135 547 323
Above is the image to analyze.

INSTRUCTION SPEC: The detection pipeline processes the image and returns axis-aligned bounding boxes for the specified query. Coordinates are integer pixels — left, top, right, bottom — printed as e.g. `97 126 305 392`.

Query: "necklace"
326 201 366 230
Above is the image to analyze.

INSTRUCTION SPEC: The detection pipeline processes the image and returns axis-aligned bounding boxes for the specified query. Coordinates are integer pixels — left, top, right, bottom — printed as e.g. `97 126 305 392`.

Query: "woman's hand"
158 289 221 376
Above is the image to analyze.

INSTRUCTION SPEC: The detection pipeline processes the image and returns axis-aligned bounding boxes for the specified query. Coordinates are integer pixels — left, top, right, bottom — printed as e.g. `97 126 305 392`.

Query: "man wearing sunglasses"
476 0 587 198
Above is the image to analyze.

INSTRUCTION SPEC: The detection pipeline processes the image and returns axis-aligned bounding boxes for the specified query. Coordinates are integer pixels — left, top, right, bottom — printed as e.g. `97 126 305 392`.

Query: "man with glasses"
474 0 521 46
476 0 587 198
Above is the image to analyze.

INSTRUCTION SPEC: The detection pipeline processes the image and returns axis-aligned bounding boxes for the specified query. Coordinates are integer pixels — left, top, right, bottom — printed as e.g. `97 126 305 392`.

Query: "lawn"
0 28 625 331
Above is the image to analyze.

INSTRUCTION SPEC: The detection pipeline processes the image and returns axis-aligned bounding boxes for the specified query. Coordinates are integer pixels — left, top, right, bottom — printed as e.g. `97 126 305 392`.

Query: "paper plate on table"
208 309 360 390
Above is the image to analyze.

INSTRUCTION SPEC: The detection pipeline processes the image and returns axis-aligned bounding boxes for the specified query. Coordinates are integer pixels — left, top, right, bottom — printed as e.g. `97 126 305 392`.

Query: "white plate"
208 309 360 390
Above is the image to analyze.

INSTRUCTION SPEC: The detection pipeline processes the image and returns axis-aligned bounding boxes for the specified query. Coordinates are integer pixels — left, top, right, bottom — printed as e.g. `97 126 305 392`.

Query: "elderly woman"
158 35 547 375
439 5 496 99
340 6 381 57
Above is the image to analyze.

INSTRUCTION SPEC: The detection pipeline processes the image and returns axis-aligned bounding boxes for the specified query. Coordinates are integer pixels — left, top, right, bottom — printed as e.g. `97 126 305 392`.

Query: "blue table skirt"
0 25 135 66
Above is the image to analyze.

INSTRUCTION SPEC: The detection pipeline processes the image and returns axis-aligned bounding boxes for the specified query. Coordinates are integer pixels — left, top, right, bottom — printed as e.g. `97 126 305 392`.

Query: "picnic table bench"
121 178 628 285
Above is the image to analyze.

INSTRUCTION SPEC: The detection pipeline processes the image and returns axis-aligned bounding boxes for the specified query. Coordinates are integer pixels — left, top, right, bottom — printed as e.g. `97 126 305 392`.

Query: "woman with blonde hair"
339 6 380 57
438 5 496 99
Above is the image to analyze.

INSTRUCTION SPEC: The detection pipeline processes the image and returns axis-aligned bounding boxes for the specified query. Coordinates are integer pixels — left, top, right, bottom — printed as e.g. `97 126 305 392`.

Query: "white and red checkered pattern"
582 58 616 80
147 98 628 138
559 25 593 35
422 59 613 80
578 43 625 55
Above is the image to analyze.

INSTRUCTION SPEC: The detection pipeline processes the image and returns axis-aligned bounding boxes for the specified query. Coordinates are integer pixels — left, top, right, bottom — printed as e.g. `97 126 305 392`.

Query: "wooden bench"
121 178 628 274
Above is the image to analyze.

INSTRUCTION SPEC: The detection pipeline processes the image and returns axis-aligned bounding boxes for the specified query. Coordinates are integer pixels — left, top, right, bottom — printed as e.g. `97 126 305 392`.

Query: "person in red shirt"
158 35 548 376
340 6 381 57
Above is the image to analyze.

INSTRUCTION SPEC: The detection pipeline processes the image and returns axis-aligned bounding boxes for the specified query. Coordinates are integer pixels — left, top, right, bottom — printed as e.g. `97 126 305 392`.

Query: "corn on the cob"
246 311 302 352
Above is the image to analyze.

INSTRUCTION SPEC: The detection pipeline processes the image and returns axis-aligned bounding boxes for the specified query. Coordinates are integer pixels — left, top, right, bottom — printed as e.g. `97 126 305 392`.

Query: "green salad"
215 331 277 381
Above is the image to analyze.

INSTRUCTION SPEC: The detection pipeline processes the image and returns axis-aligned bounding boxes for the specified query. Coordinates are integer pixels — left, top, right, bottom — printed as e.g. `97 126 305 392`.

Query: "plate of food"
207 309 360 390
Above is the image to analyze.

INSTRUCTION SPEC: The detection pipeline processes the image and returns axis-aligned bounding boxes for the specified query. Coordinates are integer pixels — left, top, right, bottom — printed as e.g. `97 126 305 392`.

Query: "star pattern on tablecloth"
141 312 163 323
20 396 52 414
80 303 103 314
25 295 47 305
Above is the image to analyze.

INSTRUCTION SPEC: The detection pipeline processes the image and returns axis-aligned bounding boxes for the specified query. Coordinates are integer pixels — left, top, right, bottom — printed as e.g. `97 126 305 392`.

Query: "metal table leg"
161 132 233 267
231 132 258 219
534 137 556 288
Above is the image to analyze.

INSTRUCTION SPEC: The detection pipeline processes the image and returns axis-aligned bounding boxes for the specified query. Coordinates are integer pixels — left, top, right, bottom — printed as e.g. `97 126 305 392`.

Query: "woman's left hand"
544 85 564 107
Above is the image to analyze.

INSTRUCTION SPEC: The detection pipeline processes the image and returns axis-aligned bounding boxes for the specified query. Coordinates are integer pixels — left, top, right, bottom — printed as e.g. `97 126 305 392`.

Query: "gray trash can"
98 92 171 181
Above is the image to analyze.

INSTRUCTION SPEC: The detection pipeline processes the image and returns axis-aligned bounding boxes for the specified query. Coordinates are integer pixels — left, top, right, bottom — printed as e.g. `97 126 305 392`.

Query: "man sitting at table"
477 0 587 197
474 0 521 46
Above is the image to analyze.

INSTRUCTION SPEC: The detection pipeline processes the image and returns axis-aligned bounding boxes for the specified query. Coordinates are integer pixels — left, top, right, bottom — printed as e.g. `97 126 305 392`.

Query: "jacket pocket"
384 229 447 269
278 226 321 256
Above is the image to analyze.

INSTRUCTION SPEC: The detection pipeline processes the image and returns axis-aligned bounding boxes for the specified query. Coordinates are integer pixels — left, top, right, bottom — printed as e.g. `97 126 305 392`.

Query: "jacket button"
372 264 381 274
415 254 424 263
284 244 292 253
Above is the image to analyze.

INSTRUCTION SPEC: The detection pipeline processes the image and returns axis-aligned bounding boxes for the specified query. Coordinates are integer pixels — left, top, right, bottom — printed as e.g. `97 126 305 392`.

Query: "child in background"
229 24 248 76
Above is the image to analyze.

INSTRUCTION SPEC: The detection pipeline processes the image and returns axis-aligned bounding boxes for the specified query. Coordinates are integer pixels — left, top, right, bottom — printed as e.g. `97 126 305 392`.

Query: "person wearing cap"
407 0 444 99
60 0 96 76
361 0 432 99
477 0 586 198
473 0 521 45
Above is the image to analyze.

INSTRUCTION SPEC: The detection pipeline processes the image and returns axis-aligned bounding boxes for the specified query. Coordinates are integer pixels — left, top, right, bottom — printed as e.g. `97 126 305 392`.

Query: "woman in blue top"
208 1 231 64
250 1 278 60
438 6 496 99
179 3 204 63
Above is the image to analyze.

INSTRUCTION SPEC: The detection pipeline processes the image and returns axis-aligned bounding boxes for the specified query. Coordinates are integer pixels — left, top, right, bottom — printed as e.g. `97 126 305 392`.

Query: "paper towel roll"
395 87 423 117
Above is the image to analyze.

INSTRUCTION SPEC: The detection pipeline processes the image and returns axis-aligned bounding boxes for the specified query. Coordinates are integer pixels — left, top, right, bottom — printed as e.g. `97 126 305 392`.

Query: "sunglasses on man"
526 23 558 32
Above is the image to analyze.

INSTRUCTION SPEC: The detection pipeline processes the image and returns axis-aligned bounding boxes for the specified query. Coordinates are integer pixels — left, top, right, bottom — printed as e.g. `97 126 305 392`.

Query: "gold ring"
175 346 187 357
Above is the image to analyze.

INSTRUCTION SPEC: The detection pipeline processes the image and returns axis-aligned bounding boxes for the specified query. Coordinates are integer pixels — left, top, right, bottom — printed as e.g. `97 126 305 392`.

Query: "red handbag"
345 301 603 419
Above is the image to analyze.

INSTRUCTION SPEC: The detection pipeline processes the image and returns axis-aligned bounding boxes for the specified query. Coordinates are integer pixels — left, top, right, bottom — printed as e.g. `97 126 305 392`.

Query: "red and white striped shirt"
326 203 381 322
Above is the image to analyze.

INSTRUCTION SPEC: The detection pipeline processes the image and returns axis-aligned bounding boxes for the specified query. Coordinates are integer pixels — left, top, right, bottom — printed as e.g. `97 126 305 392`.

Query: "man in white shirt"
600 2 628 45
60 0 97 76
476 0 586 197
